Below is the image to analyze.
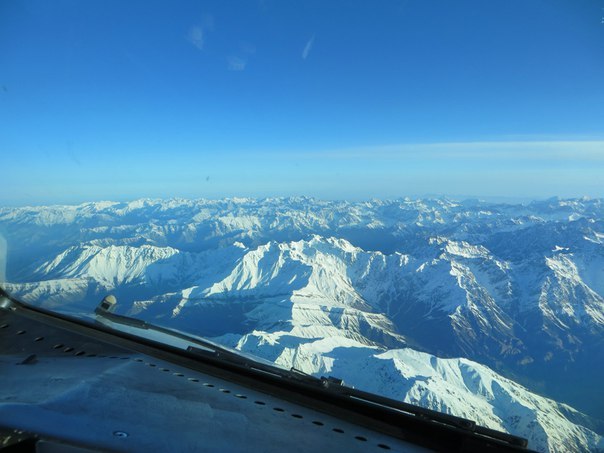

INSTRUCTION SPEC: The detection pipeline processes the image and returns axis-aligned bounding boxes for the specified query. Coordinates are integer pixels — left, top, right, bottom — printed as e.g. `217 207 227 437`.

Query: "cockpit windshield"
1 2 603 452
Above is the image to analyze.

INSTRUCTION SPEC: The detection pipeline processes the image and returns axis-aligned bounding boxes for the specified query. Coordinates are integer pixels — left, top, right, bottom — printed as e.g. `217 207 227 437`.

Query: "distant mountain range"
1 197 603 452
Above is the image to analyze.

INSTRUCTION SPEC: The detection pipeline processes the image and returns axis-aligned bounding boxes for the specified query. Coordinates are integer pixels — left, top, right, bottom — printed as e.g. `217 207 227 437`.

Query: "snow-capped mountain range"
1 197 603 452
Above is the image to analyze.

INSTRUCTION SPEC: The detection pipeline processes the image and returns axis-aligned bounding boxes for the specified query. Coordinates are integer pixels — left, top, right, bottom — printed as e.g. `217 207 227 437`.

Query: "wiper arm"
94 295 324 385
186 346 319 384
95 295 281 361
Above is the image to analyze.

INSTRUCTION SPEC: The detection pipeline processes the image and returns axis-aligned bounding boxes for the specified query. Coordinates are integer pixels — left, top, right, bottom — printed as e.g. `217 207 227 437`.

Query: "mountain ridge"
1 197 603 452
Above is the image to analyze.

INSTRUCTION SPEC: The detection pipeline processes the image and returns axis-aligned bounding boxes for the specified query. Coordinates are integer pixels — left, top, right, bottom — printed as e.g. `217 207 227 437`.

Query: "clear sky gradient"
1 0 603 205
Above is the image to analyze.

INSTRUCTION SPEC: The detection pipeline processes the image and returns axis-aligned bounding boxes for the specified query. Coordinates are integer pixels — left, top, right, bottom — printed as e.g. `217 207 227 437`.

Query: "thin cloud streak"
187 26 204 50
264 140 604 162
187 15 214 51
302 35 315 59
227 56 247 71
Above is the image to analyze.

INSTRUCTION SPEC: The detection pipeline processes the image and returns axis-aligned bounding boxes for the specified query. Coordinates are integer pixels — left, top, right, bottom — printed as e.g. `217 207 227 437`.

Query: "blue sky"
1 0 603 205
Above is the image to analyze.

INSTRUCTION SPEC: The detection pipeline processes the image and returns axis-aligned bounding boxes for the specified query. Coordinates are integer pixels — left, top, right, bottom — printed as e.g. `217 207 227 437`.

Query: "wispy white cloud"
258 140 604 163
227 56 247 71
187 26 204 50
225 42 255 71
302 35 315 60
187 14 214 51
235 139 603 199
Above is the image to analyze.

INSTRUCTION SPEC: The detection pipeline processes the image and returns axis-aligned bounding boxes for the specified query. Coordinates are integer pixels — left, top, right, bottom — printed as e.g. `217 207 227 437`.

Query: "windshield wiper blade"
95 302 327 386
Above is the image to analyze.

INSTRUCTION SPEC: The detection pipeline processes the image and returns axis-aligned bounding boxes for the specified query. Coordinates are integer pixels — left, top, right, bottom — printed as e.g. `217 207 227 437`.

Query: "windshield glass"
1 2 603 452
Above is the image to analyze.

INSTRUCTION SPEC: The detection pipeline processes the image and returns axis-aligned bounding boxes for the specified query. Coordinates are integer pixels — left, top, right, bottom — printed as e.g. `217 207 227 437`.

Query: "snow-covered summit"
225 332 603 453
